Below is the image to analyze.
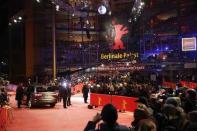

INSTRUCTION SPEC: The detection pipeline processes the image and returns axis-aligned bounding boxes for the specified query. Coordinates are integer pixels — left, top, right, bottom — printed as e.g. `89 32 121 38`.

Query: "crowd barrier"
162 82 176 89
180 81 197 89
90 93 138 112
72 83 84 94
162 81 197 89
0 106 14 131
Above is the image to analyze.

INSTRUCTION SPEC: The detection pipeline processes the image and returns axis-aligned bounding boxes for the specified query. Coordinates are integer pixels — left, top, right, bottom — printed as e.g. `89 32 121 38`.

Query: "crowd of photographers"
84 73 197 131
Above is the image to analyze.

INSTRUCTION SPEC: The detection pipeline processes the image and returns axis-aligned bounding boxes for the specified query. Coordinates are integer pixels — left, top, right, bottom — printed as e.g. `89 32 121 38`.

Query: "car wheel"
50 104 55 107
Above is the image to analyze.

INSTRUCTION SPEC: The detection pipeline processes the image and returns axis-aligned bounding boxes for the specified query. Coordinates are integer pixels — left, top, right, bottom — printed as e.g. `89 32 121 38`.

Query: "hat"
165 97 180 107
135 97 148 106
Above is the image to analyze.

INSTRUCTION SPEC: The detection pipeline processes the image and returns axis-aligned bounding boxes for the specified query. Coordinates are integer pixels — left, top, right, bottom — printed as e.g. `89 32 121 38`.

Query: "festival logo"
108 19 128 50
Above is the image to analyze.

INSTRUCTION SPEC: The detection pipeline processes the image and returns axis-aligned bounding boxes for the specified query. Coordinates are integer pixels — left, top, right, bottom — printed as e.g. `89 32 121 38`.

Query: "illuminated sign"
182 37 196 51
106 19 128 50
96 65 145 71
100 52 139 60
111 19 128 50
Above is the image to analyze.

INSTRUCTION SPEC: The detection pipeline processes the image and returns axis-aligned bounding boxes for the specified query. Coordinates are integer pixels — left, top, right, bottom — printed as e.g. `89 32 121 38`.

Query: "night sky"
0 0 23 61
0 1 9 61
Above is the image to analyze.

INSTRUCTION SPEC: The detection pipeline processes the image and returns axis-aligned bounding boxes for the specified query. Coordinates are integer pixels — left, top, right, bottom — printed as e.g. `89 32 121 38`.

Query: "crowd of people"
88 73 158 98
1 72 197 131
84 73 197 131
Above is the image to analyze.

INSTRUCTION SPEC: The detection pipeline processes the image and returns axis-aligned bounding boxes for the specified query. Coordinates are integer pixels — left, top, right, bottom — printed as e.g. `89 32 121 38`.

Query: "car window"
36 87 47 92
47 86 58 92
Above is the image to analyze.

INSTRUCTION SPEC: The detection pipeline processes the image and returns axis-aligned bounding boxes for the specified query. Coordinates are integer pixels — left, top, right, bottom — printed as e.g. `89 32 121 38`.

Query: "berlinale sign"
100 52 139 60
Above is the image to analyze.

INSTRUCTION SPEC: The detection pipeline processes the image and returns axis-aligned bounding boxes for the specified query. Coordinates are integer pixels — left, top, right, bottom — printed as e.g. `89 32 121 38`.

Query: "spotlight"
56 5 60 11
36 0 40 3
18 16 22 20
98 5 107 15
140 2 145 6
165 47 169 50
108 11 112 16
128 18 132 23
13 19 17 23
63 82 67 87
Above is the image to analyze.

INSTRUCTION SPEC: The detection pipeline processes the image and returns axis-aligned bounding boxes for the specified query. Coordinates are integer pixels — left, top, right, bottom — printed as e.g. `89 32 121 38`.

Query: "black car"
28 85 58 108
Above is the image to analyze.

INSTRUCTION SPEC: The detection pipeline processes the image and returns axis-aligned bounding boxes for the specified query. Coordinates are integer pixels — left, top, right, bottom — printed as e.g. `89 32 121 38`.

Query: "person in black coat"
82 84 89 103
60 83 68 108
67 85 72 106
84 104 130 131
15 83 24 108
26 86 33 106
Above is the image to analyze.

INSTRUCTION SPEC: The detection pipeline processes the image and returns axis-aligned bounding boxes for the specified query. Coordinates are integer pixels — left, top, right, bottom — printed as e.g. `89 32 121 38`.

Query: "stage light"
36 0 40 3
56 5 60 11
128 18 132 23
165 47 169 50
140 2 145 6
13 19 17 23
98 5 107 15
18 16 22 20
63 82 67 87
108 11 112 16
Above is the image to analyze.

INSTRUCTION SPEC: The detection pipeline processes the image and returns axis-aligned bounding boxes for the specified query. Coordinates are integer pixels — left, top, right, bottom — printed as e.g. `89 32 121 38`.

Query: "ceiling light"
36 0 40 3
18 16 22 20
98 5 107 15
56 5 60 11
13 19 17 23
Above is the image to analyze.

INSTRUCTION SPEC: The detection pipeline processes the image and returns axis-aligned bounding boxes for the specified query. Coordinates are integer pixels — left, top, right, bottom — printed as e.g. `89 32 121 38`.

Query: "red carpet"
6 94 133 131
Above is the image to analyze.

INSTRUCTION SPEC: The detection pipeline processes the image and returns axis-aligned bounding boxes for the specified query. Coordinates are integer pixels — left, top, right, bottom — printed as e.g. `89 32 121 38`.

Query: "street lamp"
52 3 57 81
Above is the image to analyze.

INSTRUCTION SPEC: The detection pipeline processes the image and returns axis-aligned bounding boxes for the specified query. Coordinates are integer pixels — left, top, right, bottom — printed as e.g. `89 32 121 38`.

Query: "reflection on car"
28 85 58 108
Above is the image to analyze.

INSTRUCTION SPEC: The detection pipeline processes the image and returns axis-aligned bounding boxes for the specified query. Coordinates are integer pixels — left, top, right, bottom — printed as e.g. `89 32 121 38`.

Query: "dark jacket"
82 85 89 97
15 86 24 101
67 87 71 97
84 121 130 131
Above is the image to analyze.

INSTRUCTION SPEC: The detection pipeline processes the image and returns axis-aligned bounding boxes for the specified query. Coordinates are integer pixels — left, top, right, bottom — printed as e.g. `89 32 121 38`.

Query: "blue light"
156 48 159 51
165 47 169 50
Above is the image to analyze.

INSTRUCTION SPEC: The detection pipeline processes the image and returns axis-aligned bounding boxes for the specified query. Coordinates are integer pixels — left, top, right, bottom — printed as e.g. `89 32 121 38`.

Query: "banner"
99 9 139 62
90 93 111 106
0 108 8 131
112 95 138 112
90 93 138 112
182 37 196 51
162 81 197 89
180 81 197 88
162 82 176 89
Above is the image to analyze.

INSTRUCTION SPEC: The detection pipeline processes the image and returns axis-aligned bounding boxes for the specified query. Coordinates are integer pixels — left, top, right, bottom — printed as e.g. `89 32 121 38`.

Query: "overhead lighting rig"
129 0 145 23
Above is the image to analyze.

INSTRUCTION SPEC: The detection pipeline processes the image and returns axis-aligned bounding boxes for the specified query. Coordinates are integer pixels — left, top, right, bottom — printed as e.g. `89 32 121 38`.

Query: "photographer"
84 104 129 131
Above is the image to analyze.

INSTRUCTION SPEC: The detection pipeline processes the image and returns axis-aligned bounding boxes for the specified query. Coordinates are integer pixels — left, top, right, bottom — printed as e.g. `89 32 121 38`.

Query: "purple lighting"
165 47 169 50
